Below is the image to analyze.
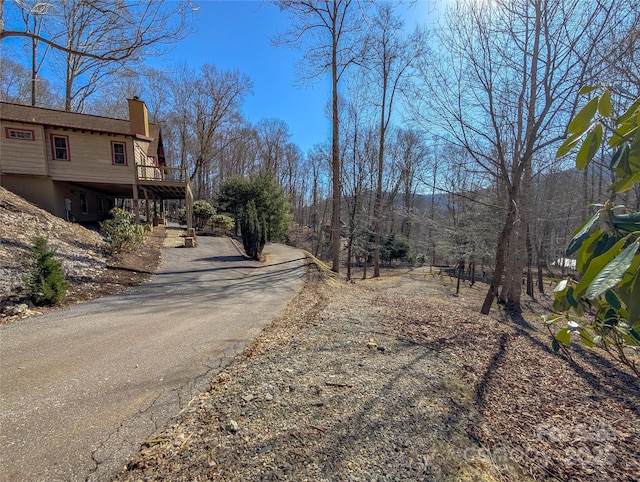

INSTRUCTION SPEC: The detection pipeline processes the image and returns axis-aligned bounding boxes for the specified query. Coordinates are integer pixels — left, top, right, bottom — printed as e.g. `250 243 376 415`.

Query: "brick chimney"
127 97 149 137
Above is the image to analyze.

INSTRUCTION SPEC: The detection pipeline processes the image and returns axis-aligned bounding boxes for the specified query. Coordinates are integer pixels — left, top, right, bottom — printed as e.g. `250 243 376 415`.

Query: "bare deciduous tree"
275 0 366 273
256 118 291 174
415 0 633 314
1 0 194 110
367 3 424 278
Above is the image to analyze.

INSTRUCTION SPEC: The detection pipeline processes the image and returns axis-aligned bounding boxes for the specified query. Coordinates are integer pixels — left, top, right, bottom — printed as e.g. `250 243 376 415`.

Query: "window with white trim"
51 135 69 160
6 128 35 140
112 141 127 165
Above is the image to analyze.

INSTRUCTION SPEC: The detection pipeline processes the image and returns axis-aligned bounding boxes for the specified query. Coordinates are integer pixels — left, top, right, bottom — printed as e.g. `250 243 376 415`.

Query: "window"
97 196 104 215
5 128 35 140
112 141 127 165
80 192 88 214
51 135 69 160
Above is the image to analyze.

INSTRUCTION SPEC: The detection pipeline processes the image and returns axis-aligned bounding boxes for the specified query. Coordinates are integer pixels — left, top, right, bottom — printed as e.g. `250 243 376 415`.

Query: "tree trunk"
469 257 476 287
480 199 517 315
372 73 388 279
505 148 534 312
362 255 368 280
500 237 514 303
65 67 73 111
526 224 534 299
537 256 545 294
31 36 37 106
456 258 464 295
504 210 526 312
535 227 546 294
330 11 341 274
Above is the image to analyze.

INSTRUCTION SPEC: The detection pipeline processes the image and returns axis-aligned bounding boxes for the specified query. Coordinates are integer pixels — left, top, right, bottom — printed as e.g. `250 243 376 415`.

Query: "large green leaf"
598 90 612 117
610 171 640 193
567 287 579 308
579 85 600 95
566 212 600 256
573 237 628 299
577 229 605 272
568 97 599 135
556 132 584 158
619 251 640 293
576 125 602 169
609 123 637 148
610 144 630 173
617 97 640 124
553 293 571 313
629 130 640 170
612 212 640 233
605 289 622 309
555 327 572 346
579 328 595 348
627 263 640 324
586 240 639 300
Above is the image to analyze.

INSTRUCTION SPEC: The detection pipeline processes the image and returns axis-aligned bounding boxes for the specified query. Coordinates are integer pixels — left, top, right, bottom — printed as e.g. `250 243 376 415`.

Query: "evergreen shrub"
23 236 68 306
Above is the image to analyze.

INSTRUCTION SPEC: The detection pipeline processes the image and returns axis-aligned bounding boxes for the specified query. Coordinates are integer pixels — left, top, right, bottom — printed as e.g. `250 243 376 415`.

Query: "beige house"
0 99 192 229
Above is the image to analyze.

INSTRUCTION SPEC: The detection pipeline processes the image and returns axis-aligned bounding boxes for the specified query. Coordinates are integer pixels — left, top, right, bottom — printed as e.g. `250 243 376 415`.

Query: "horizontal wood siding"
47 129 135 184
0 121 47 175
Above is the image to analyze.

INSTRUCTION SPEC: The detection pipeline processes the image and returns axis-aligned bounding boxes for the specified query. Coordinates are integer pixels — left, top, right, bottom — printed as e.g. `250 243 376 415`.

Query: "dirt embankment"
0 187 164 323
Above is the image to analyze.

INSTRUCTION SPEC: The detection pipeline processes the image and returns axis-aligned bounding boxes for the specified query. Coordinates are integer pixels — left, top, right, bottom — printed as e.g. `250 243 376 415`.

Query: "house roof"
0 101 158 139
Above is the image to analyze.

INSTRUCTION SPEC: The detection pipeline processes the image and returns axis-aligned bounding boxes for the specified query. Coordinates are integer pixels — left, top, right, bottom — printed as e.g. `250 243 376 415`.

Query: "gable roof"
0 102 157 138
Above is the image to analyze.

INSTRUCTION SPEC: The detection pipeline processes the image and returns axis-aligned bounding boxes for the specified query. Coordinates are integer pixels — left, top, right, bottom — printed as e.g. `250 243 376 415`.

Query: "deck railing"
135 160 194 234
136 163 188 184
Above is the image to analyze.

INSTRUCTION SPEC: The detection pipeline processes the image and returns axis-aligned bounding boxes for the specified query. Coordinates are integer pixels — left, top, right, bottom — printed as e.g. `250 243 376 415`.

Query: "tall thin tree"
366 4 424 277
275 0 365 273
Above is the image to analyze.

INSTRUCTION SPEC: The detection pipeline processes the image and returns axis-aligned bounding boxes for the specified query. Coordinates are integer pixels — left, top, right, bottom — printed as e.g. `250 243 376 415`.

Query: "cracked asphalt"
0 236 306 482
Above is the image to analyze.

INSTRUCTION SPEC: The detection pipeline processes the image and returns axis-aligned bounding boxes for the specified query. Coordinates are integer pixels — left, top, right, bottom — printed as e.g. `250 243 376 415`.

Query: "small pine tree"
23 236 68 306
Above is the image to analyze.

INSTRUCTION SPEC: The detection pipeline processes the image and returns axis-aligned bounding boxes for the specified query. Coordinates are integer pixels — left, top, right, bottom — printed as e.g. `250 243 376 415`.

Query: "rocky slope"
0 187 109 321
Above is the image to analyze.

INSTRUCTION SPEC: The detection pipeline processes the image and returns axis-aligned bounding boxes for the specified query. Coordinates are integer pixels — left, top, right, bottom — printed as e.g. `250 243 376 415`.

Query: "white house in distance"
0 98 192 229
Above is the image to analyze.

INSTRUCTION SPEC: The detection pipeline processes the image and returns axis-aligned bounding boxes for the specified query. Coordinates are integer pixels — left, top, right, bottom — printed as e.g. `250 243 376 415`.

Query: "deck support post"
132 185 140 224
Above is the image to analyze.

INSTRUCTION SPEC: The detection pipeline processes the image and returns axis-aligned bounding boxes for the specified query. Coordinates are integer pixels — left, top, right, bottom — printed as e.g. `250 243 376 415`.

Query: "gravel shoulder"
114 268 640 482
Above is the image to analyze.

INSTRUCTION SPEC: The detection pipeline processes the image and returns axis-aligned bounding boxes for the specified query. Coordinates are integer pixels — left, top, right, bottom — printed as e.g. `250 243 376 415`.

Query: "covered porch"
135 164 195 247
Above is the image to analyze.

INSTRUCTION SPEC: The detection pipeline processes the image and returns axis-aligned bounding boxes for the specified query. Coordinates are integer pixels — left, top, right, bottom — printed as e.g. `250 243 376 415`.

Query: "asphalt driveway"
0 236 306 482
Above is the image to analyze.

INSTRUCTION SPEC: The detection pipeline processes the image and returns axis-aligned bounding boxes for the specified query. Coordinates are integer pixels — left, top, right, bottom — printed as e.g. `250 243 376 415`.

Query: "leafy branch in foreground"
544 86 640 377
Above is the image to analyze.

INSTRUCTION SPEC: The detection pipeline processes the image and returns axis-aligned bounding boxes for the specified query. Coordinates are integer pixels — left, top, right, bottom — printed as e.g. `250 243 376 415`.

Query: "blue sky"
159 0 436 153
1 0 437 152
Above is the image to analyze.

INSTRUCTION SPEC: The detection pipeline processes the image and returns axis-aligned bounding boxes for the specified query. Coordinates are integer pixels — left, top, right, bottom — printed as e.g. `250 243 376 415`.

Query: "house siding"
46 129 135 184
0 121 48 176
